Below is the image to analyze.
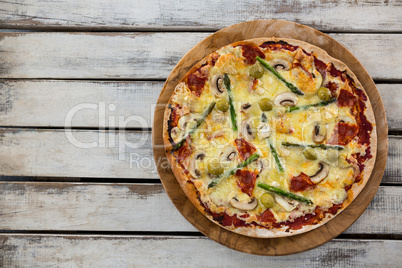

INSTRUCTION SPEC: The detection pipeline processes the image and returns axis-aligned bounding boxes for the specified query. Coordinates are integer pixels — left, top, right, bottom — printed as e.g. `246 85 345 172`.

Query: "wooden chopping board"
152 19 388 255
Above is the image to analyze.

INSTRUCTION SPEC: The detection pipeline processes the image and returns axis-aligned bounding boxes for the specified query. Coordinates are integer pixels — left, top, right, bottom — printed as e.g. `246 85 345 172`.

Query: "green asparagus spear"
257 182 313 205
281 142 344 151
171 101 216 151
269 142 284 172
286 97 337 113
224 73 238 131
208 153 260 188
256 56 304 95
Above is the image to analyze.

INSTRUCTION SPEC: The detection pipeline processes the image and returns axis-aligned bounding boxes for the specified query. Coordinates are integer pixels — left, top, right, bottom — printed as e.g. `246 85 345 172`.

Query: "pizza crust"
163 37 377 238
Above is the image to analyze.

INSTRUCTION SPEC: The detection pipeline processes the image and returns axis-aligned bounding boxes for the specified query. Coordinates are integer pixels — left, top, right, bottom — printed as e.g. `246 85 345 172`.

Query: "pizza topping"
337 89 357 107
317 87 332 101
170 127 184 143
241 102 252 111
260 193 276 208
312 123 327 143
223 74 238 131
269 142 285 172
257 122 271 140
187 66 209 97
260 40 299 52
327 122 359 146
274 92 299 107
275 195 298 212
215 99 229 112
249 63 264 78
188 151 206 179
257 56 304 95
258 97 274 111
220 146 237 162
237 44 265 65
235 138 257 160
172 101 216 151
178 114 198 130
235 169 257 196
176 141 192 169
207 159 224 176
302 149 318 160
208 153 260 188
258 182 314 204
210 74 226 97
253 158 269 173
329 63 346 82
310 162 330 184
282 142 344 151
270 57 292 71
290 172 316 192
241 119 256 141
230 196 258 211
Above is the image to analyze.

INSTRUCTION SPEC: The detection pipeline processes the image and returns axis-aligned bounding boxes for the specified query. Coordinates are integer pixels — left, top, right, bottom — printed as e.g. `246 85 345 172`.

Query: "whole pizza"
163 38 376 237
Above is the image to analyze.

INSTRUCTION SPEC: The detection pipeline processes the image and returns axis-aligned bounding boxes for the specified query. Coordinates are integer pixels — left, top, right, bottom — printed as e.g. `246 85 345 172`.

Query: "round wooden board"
152 20 388 256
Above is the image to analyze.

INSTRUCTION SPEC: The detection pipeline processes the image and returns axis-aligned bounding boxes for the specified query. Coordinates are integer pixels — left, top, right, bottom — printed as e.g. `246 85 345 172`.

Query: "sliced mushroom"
241 103 252 111
188 151 206 179
210 74 226 97
257 123 271 140
312 123 326 143
274 92 298 107
275 195 297 211
170 126 183 143
310 162 330 184
270 58 292 71
220 146 237 162
230 197 258 211
254 158 269 173
241 119 256 141
178 115 198 130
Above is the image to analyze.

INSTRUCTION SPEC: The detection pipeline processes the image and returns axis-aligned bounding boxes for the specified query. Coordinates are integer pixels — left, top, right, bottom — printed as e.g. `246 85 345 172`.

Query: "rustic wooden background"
0 0 401 266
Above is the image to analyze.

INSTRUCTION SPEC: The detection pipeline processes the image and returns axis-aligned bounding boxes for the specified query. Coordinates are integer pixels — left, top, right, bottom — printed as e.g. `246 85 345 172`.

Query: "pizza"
162 37 376 238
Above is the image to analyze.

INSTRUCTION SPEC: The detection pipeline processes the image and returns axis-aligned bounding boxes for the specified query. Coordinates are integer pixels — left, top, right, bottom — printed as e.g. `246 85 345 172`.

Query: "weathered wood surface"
0 33 401 80
0 81 400 131
0 234 400 266
1 0 401 32
0 182 399 234
0 128 398 181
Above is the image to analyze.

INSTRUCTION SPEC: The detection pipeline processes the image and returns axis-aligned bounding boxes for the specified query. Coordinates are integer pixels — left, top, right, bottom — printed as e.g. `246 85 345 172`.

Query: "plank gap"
0 230 204 237
337 233 402 240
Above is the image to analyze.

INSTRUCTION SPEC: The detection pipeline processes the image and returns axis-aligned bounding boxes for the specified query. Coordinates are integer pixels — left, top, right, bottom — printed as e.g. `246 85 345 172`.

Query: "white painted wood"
0 0 401 32
377 84 402 131
0 129 159 178
0 81 400 131
0 80 159 128
1 234 400 266
0 129 398 181
0 33 401 80
0 182 399 234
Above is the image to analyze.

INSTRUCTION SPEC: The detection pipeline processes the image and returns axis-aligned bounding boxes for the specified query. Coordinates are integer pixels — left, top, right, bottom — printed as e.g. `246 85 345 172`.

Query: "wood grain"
0 0 401 32
153 19 388 255
0 33 401 80
0 182 399 234
0 81 400 131
1 234 401 266
0 128 397 181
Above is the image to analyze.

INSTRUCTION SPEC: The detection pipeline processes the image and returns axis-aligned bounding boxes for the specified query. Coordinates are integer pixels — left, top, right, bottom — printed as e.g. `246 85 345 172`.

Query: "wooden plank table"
0 0 401 266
